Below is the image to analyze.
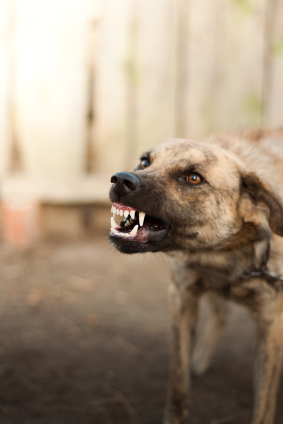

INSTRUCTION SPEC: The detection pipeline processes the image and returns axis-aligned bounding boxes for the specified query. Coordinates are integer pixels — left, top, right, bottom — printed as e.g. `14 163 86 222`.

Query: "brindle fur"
109 129 283 424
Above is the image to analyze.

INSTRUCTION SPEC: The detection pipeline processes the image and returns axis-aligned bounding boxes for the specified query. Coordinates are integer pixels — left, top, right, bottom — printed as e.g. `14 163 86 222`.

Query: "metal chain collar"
240 269 283 291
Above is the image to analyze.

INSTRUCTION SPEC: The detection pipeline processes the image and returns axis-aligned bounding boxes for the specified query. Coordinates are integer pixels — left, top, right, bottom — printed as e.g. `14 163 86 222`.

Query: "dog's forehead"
150 139 240 188
151 139 228 165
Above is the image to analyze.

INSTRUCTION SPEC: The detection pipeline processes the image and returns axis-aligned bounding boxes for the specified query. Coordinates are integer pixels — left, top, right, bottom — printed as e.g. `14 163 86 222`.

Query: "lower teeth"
111 223 139 238
111 228 131 238
130 225 138 237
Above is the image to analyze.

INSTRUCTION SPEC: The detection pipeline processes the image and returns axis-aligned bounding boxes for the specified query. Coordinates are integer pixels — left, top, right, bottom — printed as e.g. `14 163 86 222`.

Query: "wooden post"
0 0 10 177
94 0 179 174
182 0 267 139
14 0 89 182
2 0 90 247
94 0 130 176
263 0 283 127
134 0 178 166
210 0 266 132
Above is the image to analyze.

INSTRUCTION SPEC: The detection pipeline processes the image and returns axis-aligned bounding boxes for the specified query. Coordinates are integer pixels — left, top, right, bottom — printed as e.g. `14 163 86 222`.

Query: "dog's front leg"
252 303 283 424
192 291 228 375
164 280 199 424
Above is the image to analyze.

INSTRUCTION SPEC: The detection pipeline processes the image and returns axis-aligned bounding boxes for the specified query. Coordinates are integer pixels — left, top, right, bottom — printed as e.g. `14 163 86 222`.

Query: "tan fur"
109 128 283 424
161 130 283 424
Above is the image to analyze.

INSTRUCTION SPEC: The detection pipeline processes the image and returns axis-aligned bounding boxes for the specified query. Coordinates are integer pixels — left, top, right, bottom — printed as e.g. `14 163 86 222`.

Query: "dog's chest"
171 248 278 306
182 266 278 310
186 248 254 282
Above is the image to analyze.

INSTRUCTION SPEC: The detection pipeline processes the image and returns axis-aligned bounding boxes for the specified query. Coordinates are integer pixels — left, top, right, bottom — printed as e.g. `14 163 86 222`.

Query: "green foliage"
124 57 139 85
271 39 283 57
243 93 262 118
234 0 252 14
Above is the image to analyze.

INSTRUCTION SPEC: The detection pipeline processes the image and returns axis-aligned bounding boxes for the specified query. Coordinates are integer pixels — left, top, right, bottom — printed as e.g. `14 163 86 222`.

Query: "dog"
108 128 283 424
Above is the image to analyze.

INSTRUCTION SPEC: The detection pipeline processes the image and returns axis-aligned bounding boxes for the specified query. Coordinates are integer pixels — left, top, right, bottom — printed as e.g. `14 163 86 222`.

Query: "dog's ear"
240 171 283 236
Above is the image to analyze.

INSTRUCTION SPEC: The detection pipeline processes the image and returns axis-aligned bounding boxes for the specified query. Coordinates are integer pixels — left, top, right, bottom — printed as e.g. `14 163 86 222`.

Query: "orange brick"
1 202 42 248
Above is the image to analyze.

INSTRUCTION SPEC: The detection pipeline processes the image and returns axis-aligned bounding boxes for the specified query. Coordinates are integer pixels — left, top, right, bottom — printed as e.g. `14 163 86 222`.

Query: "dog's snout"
111 172 140 197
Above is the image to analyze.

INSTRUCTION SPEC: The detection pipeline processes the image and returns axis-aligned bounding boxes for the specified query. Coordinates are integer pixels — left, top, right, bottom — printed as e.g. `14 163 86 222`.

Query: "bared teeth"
110 205 145 239
130 210 135 220
111 228 130 238
139 211 146 227
111 217 118 229
130 225 138 237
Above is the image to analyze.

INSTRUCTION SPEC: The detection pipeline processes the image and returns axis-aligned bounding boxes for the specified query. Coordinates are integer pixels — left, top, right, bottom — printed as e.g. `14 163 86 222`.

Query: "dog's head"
109 139 283 254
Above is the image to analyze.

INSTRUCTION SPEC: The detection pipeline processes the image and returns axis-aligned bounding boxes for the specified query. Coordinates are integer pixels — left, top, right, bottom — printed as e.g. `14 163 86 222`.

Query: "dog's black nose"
111 172 140 196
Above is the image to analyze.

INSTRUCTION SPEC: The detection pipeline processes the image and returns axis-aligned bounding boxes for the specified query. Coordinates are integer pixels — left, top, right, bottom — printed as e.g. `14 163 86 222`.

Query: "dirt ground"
0 237 282 424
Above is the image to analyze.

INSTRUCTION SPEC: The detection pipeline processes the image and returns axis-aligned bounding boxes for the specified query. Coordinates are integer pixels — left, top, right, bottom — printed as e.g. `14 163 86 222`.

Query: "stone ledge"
0 174 111 248
1 174 111 205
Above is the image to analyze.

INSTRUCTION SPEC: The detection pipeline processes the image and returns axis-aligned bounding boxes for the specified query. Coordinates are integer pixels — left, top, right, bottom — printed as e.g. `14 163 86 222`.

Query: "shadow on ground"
0 238 282 424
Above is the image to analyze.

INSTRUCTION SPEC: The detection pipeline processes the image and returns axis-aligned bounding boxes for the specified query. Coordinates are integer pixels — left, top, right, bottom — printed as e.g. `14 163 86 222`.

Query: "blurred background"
0 0 282 244
0 0 282 423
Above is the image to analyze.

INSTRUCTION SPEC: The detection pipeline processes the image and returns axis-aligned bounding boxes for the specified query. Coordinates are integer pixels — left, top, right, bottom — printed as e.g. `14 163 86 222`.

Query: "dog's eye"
138 159 149 170
186 173 202 184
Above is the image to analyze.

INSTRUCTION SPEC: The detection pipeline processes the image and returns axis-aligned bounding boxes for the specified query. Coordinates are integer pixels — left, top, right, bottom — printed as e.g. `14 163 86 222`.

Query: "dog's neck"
167 247 255 282
167 225 271 283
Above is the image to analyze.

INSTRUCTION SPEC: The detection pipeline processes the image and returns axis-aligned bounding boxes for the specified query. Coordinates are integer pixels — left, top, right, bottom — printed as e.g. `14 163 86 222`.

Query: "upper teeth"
139 211 145 227
130 210 135 220
110 204 147 238
111 217 118 228
130 225 138 237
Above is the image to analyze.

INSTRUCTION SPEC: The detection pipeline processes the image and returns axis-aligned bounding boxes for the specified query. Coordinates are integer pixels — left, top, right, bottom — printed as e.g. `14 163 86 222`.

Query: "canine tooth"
113 207 116 215
139 211 146 227
130 210 136 220
111 217 118 229
119 209 123 216
124 210 129 218
111 205 113 213
130 225 138 237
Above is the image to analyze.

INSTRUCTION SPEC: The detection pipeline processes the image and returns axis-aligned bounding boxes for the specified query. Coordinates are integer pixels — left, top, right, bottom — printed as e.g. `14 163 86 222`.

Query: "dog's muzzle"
110 172 140 197
108 173 170 253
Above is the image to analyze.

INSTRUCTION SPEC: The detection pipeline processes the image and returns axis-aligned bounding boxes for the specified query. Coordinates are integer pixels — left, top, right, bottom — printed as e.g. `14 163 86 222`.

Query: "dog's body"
109 128 283 424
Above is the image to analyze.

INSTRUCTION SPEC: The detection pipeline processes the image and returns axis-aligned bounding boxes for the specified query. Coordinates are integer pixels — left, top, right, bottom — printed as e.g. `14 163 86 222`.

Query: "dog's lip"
112 201 138 215
112 201 136 210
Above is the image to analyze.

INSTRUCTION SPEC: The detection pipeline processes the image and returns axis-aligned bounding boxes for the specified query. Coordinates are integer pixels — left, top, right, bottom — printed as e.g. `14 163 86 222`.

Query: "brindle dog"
109 128 283 424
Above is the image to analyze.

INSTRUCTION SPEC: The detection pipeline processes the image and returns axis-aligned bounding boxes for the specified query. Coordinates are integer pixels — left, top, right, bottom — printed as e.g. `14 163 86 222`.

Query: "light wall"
0 0 282 199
